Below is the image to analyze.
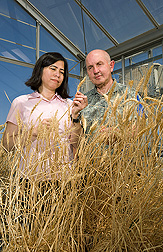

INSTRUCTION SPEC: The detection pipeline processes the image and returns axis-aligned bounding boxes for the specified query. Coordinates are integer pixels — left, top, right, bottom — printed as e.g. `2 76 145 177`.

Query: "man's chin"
93 79 103 85
94 80 104 85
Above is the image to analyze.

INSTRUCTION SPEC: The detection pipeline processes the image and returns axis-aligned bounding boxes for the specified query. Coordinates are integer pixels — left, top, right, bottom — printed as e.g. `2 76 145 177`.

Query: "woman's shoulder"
11 93 32 105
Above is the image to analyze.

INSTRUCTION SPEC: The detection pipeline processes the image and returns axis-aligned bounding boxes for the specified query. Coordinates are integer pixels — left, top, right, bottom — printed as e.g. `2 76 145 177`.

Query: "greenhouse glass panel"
40 26 80 75
0 15 36 51
27 0 87 53
153 46 163 58
82 11 114 52
0 0 36 64
82 0 155 43
132 52 149 64
27 0 114 53
0 40 36 64
142 0 163 25
0 0 35 25
0 61 32 124
114 60 122 71
68 77 81 98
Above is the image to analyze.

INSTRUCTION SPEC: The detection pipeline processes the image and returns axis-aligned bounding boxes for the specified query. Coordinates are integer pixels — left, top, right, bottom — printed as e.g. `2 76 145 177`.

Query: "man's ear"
110 60 115 72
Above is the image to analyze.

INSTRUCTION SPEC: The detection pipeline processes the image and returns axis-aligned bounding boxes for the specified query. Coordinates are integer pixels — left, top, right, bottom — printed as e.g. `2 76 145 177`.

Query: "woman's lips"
51 79 59 83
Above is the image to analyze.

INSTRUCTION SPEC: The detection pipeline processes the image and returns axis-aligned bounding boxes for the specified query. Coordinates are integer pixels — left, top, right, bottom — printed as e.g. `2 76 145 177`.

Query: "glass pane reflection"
0 61 32 124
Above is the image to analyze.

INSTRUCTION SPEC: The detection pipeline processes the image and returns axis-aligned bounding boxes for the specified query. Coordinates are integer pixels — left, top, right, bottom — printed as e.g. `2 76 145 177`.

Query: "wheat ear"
135 76 144 98
77 76 86 92
143 65 153 97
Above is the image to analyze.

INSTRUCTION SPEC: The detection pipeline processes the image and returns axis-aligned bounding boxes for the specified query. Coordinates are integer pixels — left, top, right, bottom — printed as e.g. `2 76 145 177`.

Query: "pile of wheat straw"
0 70 163 251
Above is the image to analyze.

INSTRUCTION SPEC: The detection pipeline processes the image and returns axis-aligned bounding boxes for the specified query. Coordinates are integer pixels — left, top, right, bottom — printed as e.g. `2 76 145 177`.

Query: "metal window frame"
0 55 82 79
4 0 163 83
107 25 163 62
15 0 86 61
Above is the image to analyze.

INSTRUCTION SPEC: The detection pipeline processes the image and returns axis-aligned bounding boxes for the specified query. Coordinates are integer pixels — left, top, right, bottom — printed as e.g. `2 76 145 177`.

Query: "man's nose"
93 66 99 74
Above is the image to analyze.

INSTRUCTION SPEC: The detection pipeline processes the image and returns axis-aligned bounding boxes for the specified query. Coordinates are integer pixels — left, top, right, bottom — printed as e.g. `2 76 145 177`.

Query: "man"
78 49 140 134
86 49 115 94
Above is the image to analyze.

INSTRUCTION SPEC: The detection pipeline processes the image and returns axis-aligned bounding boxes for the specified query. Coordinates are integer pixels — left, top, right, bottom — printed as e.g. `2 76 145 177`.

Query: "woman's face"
41 60 64 92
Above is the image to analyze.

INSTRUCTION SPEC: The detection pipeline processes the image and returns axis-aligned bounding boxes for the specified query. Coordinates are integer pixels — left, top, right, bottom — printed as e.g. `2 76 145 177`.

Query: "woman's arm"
2 122 19 151
2 121 39 152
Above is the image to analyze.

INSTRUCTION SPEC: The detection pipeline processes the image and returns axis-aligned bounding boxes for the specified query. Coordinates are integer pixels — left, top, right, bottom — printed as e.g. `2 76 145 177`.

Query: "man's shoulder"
115 82 138 96
115 82 127 92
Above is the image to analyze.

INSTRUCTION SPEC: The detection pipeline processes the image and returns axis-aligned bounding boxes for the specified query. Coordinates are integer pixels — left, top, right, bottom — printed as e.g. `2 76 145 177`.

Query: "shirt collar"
106 79 118 94
93 79 117 95
27 91 66 103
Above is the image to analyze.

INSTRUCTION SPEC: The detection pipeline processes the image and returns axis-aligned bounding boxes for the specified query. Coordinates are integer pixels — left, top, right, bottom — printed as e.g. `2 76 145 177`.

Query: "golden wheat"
0 68 163 251
77 76 86 92
143 65 153 97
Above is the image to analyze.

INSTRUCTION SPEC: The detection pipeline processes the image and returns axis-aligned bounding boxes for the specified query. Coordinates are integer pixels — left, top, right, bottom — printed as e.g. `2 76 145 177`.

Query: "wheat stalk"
135 76 144 98
143 65 153 97
77 76 86 92
0 72 163 251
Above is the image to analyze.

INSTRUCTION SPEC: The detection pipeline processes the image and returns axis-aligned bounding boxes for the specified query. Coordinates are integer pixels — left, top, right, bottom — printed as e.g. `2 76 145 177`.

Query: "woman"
2 52 87 178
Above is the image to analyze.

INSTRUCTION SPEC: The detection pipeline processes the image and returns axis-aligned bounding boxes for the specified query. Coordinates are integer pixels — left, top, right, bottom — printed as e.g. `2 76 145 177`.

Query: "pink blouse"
6 92 73 180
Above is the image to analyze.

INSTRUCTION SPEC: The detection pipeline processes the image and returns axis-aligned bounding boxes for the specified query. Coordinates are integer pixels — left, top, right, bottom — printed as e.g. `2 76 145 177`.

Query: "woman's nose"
54 69 60 77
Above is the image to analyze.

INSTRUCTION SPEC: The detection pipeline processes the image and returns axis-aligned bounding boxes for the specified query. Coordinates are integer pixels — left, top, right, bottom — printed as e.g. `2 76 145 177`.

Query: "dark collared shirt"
81 80 140 133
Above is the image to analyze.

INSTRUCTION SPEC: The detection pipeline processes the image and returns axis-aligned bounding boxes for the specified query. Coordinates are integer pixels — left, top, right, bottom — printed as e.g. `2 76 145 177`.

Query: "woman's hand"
72 91 88 118
41 118 52 128
31 118 52 141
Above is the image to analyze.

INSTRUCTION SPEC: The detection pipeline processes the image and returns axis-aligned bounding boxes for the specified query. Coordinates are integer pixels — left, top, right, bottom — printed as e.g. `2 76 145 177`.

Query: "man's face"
86 50 114 88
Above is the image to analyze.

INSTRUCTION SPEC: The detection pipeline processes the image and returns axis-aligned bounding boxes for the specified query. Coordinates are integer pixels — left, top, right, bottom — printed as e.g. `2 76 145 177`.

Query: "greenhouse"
0 0 163 123
0 0 163 251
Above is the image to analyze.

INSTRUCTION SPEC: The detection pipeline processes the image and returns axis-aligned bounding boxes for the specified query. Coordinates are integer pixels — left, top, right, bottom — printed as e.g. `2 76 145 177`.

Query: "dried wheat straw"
143 65 153 97
135 76 144 98
128 80 134 88
0 71 163 251
77 76 86 92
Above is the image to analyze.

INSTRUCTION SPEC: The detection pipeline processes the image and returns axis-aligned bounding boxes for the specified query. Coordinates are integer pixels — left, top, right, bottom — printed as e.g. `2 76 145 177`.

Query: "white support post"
36 20 40 61
122 55 125 85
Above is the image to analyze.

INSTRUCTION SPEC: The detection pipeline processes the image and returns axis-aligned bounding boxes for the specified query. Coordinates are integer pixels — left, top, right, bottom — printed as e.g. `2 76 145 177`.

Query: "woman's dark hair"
25 52 71 98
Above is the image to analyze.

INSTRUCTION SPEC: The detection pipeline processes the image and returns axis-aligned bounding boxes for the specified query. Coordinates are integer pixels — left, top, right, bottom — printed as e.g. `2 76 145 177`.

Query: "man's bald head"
85 49 114 90
86 49 111 66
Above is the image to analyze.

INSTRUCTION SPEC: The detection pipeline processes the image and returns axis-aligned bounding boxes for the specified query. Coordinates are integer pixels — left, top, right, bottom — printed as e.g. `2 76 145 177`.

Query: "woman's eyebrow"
50 64 64 71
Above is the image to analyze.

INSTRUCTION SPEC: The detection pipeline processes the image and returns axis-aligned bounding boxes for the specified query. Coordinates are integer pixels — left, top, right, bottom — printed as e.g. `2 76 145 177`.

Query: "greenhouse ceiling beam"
0 56 34 68
0 56 81 79
107 25 163 61
135 0 159 28
15 0 86 61
74 0 119 46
